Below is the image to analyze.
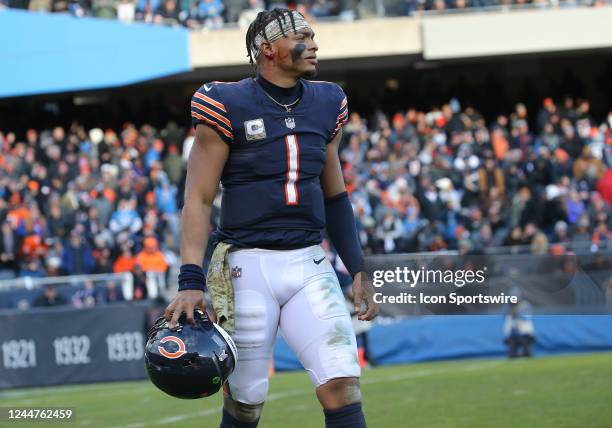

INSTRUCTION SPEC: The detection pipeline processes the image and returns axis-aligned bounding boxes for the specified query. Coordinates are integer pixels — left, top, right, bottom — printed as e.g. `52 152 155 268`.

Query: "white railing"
0 271 174 302
0 272 130 290
0 273 124 301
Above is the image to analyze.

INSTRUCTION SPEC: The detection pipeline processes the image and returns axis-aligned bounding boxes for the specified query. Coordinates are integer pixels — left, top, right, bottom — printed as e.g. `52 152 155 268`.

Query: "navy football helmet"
144 310 237 399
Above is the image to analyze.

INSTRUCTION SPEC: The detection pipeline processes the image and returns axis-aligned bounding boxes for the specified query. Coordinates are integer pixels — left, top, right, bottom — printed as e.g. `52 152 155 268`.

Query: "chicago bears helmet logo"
158 336 187 359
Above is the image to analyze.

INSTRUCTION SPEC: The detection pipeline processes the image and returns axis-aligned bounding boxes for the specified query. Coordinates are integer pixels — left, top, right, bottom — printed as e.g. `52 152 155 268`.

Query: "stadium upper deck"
1 4 612 98
1 0 609 29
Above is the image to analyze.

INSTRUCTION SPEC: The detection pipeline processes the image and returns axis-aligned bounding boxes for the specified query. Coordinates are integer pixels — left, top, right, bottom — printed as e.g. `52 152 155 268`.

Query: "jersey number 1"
285 135 299 206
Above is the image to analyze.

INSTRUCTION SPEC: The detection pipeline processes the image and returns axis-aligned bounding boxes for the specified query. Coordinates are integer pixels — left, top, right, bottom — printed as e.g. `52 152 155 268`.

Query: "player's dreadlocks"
245 8 298 66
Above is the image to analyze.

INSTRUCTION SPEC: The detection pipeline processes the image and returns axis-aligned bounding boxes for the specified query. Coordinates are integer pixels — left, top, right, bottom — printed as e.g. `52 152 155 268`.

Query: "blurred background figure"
61 229 95 275
131 263 149 300
32 285 67 307
103 280 125 303
72 280 98 308
0 220 18 278
504 291 536 358
136 237 168 274
19 258 46 278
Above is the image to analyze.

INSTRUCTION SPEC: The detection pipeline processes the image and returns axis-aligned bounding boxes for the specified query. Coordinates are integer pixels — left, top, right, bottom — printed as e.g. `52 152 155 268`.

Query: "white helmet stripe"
212 322 238 364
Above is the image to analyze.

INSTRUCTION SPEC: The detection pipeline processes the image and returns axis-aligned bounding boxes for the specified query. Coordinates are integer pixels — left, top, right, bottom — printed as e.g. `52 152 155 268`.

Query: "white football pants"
225 245 360 405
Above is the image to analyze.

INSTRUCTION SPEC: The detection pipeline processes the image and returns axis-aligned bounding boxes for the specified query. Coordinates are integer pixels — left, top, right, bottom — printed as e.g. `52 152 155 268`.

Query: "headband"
250 11 311 60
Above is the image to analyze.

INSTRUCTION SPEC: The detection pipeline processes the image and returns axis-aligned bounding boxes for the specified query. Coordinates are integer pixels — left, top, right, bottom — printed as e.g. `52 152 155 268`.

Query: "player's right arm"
165 124 229 327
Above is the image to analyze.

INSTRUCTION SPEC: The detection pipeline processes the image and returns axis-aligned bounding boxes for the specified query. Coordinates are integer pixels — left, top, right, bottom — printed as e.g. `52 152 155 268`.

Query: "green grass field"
2 352 611 428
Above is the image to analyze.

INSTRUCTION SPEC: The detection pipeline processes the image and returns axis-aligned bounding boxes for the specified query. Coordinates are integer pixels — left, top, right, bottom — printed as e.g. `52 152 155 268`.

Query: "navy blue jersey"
190 78 348 249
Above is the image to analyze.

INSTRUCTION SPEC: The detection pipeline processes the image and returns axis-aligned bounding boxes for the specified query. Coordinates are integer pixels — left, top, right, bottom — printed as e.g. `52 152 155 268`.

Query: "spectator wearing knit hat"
113 245 137 273
135 236 168 273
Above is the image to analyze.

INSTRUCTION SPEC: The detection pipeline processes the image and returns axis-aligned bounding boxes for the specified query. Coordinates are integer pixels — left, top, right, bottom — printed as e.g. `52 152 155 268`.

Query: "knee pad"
228 377 269 405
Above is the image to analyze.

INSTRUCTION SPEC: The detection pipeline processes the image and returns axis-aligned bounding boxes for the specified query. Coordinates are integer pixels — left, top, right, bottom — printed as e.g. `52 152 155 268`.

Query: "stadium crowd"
341 97 611 257
0 0 607 29
0 94 610 300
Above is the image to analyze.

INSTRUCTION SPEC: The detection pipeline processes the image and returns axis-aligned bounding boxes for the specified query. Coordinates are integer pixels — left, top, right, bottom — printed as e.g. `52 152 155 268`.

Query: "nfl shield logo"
285 117 296 129
232 266 242 278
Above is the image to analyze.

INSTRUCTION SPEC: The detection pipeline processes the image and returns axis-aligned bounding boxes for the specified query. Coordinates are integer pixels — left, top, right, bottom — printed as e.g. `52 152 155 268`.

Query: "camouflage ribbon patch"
206 242 235 335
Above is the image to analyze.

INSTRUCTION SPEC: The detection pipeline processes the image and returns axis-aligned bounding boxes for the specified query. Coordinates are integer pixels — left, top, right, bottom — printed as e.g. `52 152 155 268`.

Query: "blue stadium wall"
274 315 612 370
2 304 611 388
0 10 190 98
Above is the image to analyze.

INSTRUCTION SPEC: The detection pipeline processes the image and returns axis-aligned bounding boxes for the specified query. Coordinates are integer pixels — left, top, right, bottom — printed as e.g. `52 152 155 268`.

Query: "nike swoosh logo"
313 257 325 265
203 84 212 92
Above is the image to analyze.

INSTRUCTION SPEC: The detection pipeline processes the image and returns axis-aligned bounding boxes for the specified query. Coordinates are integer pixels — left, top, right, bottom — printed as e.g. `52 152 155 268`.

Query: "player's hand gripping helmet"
144 310 237 399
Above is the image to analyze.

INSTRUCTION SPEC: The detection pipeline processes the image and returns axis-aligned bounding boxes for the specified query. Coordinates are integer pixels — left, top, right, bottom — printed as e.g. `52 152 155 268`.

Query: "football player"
164 8 378 428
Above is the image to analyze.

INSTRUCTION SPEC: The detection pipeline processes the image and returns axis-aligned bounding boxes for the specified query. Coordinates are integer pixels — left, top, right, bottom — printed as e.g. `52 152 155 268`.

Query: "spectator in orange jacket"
6 192 30 230
135 237 168 273
113 245 137 273
20 233 47 260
